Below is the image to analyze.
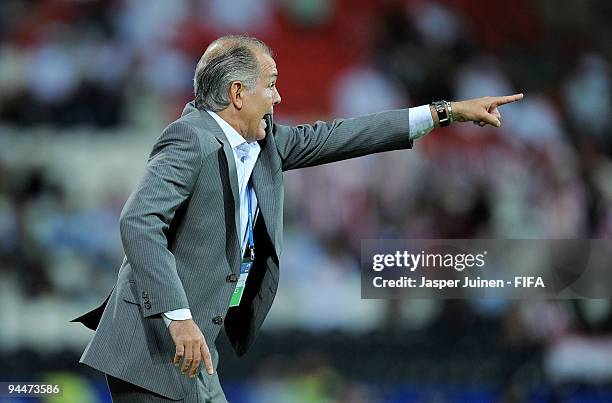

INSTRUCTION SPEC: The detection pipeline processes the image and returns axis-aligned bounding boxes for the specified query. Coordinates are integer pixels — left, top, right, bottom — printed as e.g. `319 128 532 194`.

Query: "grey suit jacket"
72 102 412 399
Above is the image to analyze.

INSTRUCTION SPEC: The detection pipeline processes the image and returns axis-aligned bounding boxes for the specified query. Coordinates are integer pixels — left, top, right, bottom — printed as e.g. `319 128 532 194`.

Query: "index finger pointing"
493 93 524 106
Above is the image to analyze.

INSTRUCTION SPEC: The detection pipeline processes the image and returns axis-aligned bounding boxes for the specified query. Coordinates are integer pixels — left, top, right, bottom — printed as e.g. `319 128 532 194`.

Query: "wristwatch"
432 100 452 127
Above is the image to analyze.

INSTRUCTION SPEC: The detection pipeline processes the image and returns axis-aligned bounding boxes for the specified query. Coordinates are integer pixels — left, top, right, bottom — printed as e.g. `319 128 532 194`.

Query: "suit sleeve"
273 109 413 171
119 122 202 318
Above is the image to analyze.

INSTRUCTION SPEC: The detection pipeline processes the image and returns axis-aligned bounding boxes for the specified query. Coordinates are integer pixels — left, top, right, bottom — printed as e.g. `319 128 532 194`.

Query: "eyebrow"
269 73 278 80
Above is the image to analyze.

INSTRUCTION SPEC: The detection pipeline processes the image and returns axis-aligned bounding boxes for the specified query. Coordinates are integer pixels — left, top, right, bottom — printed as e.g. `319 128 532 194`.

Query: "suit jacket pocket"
119 280 140 305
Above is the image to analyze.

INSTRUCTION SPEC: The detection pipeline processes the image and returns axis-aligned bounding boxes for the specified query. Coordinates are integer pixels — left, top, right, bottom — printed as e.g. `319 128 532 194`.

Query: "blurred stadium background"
1 0 612 402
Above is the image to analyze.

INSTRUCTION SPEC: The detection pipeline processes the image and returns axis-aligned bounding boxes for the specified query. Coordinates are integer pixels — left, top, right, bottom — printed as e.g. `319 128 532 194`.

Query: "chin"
245 130 265 143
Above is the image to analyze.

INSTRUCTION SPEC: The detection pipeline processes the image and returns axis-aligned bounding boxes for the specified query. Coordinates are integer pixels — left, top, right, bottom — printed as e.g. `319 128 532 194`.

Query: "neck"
216 109 249 141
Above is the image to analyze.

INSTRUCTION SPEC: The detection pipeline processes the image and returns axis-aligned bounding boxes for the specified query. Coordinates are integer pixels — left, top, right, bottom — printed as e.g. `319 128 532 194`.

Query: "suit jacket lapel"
251 141 283 257
198 109 242 243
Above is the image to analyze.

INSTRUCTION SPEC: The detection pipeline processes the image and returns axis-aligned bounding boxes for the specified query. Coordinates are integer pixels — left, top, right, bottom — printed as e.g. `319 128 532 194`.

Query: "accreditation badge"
229 258 253 307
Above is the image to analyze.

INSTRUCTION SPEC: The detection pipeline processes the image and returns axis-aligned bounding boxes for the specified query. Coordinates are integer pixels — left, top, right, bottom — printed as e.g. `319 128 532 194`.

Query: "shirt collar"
206 110 259 154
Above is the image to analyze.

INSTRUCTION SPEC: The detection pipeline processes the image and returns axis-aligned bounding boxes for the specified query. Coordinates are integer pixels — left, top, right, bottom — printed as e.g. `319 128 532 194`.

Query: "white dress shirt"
162 106 433 327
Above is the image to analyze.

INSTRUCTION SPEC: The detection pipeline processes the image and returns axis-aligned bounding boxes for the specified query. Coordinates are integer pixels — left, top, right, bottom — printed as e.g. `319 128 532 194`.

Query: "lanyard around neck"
246 178 255 261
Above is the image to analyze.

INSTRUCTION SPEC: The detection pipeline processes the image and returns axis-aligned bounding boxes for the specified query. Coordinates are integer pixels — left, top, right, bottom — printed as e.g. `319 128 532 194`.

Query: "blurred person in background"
71 34 523 402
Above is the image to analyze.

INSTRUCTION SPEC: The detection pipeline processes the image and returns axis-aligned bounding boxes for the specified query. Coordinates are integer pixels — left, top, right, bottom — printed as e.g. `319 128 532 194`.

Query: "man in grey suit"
72 35 523 402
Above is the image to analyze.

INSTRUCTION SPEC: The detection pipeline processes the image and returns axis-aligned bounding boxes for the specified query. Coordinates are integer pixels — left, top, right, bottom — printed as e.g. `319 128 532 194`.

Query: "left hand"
452 93 524 128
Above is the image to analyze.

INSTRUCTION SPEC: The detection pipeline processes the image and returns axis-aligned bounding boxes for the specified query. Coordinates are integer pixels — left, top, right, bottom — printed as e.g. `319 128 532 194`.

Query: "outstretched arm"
274 109 415 171
274 93 524 171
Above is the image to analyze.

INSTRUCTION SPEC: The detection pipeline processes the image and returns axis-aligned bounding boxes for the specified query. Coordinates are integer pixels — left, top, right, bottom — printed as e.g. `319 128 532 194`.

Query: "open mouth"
262 114 273 130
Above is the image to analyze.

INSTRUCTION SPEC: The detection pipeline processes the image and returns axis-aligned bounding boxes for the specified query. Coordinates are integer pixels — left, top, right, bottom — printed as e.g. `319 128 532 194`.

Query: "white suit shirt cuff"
408 104 435 140
163 309 192 327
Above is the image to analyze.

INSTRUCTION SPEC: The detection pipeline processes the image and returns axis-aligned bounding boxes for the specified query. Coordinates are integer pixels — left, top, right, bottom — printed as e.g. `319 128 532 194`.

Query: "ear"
229 81 244 110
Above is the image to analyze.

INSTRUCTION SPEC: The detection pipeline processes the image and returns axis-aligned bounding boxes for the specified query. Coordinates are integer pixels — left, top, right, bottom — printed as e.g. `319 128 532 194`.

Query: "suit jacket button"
226 274 238 283
212 316 223 325
141 291 148 298
144 302 152 309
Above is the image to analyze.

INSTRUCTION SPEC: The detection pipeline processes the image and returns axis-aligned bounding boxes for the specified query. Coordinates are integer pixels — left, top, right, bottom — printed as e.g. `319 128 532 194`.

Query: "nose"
273 87 281 106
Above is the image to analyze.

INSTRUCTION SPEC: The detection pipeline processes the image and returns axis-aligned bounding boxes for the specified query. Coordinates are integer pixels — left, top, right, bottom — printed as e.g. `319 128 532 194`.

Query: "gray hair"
193 35 273 111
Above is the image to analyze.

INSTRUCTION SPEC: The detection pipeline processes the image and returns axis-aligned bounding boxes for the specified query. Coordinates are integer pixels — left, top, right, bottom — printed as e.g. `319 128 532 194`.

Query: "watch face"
432 101 450 126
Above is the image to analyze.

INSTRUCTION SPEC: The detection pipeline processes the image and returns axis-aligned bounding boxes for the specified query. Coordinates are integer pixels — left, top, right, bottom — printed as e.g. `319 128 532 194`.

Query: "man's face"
240 50 281 142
